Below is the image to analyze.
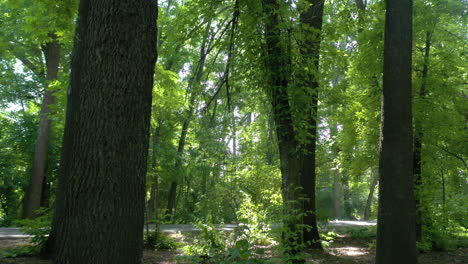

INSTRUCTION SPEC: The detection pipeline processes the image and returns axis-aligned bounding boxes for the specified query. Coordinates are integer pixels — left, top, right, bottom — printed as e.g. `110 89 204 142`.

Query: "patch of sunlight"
333 246 368 256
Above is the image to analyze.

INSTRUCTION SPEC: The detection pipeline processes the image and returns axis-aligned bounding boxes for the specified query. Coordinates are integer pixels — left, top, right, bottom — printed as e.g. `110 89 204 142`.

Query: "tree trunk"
376 0 417 263
329 120 341 220
44 0 158 263
354 0 367 32
333 174 341 219
147 123 162 223
40 173 51 208
261 0 305 259
166 115 188 221
414 30 432 243
266 113 275 165
342 174 353 219
363 168 378 220
166 20 211 222
297 0 325 249
23 33 60 219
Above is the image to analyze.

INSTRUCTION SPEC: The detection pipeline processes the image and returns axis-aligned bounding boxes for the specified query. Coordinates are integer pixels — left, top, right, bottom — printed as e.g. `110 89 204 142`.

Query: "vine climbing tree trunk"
297 0 325 249
23 33 60 219
376 0 417 263
261 0 304 259
44 0 158 263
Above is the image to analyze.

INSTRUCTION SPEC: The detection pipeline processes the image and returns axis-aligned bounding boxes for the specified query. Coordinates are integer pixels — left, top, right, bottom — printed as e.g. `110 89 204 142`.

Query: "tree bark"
44 0 158 263
414 30 432 243
261 0 305 259
23 33 60 219
376 0 417 263
297 0 325 249
266 113 275 165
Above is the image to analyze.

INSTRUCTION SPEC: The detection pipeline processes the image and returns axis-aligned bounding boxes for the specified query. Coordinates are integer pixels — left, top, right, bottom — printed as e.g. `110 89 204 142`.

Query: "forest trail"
0 220 376 239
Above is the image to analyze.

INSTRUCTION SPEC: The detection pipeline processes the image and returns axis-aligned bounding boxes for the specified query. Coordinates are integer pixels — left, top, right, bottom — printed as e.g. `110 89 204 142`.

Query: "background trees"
0 0 466 260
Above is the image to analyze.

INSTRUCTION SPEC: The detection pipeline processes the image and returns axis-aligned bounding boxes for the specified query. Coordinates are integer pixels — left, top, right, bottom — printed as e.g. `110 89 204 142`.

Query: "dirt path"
0 221 376 239
1 236 466 264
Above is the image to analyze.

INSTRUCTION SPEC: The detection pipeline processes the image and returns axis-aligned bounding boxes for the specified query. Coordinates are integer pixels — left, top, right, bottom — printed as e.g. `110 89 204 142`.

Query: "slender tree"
376 0 417 263
166 19 212 222
413 30 433 242
44 0 158 262
22 34 60 219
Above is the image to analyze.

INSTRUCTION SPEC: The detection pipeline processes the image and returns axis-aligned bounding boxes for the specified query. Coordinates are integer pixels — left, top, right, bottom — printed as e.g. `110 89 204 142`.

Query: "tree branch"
439 145 468 170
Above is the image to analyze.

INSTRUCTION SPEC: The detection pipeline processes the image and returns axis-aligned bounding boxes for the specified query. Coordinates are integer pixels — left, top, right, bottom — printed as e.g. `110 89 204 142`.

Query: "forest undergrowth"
1 225 467 264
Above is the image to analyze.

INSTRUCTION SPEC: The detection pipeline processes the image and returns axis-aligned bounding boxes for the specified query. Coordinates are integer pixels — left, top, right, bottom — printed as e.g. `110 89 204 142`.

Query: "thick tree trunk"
363 168 378 220
23 34 60 219
376 0 417 263
414 30 432 243
297 0 325 249
44 0 158 263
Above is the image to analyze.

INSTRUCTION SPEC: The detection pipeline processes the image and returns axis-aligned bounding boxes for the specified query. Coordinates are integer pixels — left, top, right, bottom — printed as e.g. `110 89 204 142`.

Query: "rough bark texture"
45 0 158 263
414 30 432 243
297 0 325 249
376 0 417 263
22 34 60 219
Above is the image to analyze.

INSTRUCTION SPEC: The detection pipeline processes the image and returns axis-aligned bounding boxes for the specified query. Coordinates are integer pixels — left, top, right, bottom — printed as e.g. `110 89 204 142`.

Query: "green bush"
144 227 181 250
15 207 52 248
180 220 268 264
0 208 52 260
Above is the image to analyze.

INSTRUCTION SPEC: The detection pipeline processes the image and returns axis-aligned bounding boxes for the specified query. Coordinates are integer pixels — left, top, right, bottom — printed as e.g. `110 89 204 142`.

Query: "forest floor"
1 231 467 263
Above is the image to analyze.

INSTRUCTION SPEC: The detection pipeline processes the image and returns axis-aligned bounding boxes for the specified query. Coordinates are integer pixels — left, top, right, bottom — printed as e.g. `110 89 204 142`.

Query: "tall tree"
413 29 433 243
297 0 324 248
261 0 305 259
22 33 60 219
166 18 212 222
376 0 417 263
44 0 158 262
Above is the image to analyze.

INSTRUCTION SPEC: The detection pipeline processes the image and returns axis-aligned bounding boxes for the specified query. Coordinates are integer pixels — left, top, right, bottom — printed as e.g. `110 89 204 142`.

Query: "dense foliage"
0 0 466 259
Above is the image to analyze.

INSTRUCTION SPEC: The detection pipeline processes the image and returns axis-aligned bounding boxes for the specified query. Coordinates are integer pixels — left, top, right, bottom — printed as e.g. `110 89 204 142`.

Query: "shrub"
144 227 181 250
